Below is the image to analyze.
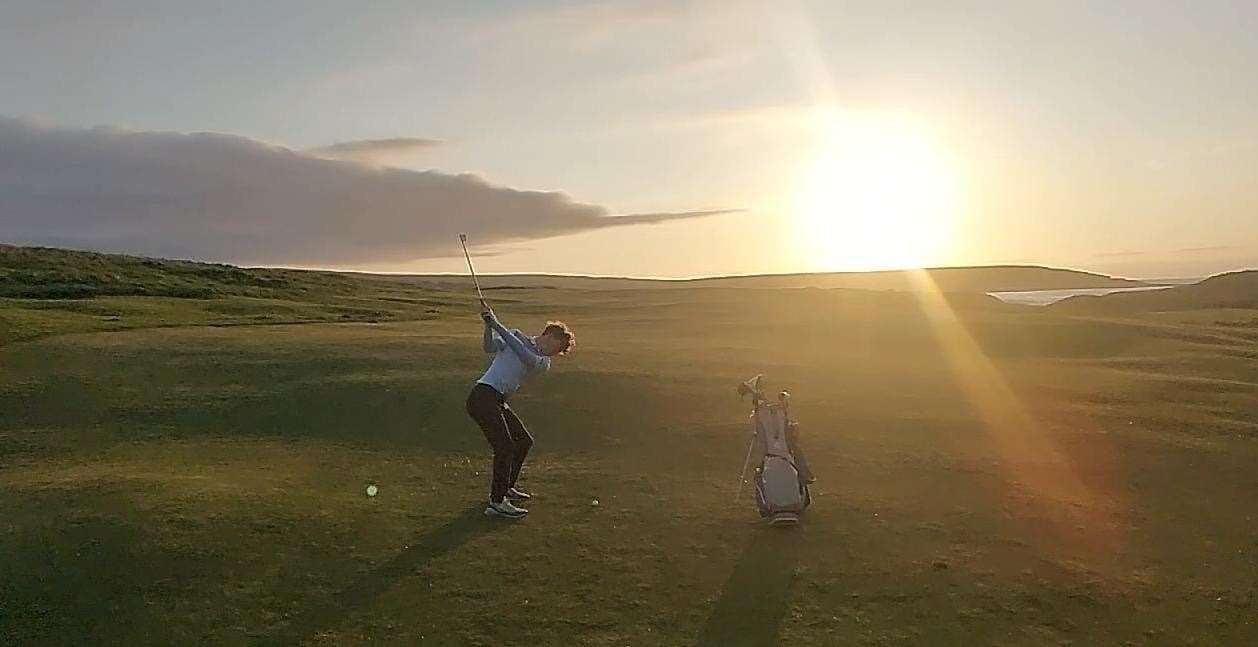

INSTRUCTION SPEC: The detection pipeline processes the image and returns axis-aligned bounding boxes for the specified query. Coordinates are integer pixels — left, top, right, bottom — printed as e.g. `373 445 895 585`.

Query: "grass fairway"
3 272 1258 644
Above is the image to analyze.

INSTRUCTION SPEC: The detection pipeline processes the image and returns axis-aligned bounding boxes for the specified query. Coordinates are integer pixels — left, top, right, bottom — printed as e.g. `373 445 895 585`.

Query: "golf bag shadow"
737 375 811 527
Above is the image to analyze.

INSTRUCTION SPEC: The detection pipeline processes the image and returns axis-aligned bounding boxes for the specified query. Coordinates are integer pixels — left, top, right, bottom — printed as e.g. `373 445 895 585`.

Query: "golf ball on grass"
591 498 599 507
366 484 378 497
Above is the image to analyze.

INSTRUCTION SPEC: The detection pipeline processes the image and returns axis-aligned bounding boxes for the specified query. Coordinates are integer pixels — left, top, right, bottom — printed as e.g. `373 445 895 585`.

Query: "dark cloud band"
0 117 734 265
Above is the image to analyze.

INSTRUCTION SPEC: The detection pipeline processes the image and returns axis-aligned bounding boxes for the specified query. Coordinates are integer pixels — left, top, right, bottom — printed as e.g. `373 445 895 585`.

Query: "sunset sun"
794 113 958 271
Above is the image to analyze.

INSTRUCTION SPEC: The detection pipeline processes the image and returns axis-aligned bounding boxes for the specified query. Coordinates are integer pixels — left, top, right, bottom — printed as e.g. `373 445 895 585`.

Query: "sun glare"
794 112 958 271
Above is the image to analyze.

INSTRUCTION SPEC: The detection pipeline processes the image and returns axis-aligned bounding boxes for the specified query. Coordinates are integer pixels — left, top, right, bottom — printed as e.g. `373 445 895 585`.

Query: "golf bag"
737 375 811 526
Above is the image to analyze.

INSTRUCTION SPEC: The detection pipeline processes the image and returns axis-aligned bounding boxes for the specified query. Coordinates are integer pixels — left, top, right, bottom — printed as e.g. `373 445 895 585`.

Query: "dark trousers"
466 383 534 503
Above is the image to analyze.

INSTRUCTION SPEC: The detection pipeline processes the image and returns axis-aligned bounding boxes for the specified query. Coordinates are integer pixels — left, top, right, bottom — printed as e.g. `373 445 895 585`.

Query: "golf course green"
2 246 1256 644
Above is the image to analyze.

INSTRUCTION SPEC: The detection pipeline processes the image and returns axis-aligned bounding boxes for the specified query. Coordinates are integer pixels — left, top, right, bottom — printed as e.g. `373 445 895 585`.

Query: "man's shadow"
697 527 803 647
276 504 502 643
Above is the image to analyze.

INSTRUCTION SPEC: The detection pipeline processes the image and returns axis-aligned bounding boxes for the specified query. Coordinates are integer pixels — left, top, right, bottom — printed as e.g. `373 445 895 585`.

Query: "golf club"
458 233 487 308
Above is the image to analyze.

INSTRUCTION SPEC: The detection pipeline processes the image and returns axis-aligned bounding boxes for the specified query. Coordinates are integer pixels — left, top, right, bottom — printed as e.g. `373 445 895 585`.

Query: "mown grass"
2 257 1257 644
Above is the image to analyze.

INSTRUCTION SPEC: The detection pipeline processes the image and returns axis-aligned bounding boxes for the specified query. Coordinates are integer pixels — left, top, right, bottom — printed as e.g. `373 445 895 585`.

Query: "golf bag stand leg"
735 431 757 500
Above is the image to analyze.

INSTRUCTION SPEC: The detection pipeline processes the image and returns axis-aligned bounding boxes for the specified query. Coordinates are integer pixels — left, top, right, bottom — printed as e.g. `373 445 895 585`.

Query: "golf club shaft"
458 234 486 304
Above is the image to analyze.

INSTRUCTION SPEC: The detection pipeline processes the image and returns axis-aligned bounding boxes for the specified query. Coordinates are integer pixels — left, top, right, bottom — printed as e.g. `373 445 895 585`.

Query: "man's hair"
542 321 575 355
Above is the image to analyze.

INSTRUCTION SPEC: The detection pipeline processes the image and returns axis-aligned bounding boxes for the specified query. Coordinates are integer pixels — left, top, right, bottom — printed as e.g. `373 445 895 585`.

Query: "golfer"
467 306 574 518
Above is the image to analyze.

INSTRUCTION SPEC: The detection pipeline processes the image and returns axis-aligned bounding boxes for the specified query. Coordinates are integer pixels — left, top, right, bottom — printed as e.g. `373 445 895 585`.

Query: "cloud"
0 117 734 266
1093 245 1242 258
475 1 688 50
307 137 443 163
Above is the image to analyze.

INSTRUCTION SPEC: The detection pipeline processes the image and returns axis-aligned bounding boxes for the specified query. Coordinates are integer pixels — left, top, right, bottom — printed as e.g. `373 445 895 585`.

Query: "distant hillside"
0 244 425 301
1 244 1148 302
0 245 464 345
393 265 1149 293
1052 270 1258 313
699 265 1147 292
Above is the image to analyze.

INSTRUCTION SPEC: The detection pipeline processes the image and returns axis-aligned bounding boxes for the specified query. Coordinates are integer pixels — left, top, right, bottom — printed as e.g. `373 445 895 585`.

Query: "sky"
2 0 1256 278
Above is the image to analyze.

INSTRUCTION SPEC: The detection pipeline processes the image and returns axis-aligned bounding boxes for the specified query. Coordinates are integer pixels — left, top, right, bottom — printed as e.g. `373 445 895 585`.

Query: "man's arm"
483 319 504 353
483 313 549 371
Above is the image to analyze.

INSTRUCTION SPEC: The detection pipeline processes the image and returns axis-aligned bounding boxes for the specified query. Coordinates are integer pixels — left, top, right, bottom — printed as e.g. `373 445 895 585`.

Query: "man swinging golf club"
459 234 575 519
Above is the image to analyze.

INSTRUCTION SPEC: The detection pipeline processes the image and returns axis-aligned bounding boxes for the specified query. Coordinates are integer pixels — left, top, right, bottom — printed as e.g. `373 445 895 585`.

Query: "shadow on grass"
697 527 803 647
0 510 186 644
276 505 502 643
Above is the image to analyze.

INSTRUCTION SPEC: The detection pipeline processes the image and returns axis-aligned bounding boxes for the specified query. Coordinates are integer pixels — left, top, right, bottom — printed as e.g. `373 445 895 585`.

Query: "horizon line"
0 242 1224 283
288 263 1212 284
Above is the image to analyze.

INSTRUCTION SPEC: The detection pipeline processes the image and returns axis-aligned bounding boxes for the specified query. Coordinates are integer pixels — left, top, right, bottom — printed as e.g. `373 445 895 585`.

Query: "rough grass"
2 261 1257 644
0 246 478 348
0 244 295 299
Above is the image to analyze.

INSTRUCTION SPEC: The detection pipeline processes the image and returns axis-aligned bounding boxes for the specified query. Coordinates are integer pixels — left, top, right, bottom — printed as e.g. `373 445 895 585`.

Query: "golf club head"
459 233 468 243
738 374 764 399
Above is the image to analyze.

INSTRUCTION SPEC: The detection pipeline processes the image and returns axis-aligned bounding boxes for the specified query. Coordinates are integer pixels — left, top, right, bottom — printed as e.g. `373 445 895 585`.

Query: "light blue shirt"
478 319 550 395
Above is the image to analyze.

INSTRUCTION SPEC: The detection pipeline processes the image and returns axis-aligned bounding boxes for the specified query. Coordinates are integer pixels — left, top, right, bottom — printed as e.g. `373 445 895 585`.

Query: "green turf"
2 250 1257 644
